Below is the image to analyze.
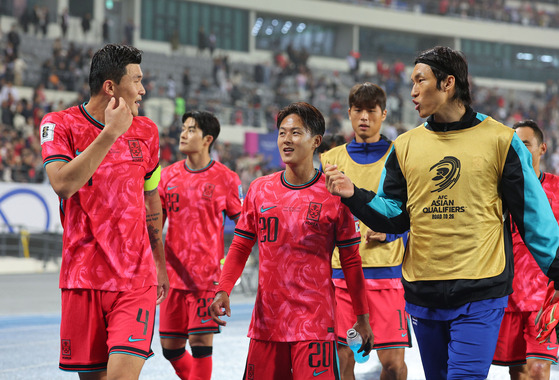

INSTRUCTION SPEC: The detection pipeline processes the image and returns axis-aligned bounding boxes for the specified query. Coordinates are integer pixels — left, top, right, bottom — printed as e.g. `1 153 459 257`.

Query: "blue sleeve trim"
366 145 405 219
510 134 559 273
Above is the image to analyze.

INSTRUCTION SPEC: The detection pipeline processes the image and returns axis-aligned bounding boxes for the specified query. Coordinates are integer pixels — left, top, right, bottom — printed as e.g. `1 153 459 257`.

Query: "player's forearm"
145 189 165 266
46 130 118 199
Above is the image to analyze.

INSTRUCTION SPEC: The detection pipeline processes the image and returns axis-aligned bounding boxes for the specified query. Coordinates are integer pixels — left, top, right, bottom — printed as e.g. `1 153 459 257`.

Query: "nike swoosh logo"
260 206 276 213
201 318 213 324
128 335 145 342
75 149 83 155
547 345 556 350
401 332 408 337
313 370 327 377
167 186 177 190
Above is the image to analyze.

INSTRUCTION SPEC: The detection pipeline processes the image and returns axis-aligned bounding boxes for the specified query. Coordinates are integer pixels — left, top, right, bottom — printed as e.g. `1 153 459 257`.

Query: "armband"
144 165 161 191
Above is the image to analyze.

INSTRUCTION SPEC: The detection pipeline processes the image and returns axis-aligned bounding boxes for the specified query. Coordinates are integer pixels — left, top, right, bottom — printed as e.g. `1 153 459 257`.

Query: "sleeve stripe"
43 155 72 167
229 212 241 220
234 228 255 240
336 237 361 248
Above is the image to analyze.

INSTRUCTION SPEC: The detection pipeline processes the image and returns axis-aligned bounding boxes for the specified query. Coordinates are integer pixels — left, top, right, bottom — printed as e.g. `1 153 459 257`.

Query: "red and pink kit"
217 170 368 342
41 104 160 291
159 159 242 291
507 172 559 312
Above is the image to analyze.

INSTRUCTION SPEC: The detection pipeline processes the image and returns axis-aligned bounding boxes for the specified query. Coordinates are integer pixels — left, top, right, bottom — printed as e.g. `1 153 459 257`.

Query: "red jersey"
218 170 366 342
159 159 242 291
508 172 559 311
40 104 160 291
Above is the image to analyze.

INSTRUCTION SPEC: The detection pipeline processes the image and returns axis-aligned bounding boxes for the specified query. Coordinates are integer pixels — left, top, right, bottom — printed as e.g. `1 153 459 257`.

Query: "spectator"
60 8 69 39
81 13 91 40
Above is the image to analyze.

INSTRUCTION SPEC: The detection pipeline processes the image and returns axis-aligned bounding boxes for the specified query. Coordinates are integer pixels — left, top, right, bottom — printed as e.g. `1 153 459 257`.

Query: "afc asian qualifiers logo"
306 202 322 221
128 140 143 162
203 183 215 199
61 339 71 358
429 156 461 193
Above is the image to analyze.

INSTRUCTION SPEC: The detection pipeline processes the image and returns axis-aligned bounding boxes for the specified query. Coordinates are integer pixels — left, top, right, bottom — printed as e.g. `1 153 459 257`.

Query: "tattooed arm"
145 187 169 304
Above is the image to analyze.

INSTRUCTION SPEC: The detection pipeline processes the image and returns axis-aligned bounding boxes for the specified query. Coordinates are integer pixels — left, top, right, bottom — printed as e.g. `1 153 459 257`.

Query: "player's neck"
84 97 107 125
185 151 211 170
284 162 316 185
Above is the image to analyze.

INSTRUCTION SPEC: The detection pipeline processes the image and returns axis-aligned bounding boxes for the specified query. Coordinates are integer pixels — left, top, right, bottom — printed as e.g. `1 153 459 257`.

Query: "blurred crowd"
343 0 559 29
0 2 558 187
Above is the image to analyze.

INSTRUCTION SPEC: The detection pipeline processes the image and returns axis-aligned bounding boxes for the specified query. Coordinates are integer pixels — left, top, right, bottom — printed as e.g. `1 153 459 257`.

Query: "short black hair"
89 44 142 96
513 119 544 145
276 102 325 137
348 82 386 111
182 110 221 151
414 46 472 106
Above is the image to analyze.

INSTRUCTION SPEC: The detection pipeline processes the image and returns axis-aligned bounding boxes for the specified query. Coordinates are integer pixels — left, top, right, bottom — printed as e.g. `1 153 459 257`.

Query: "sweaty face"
410 63 448 119
112 63 145 117
179 117 207 155
277 114 320 166
348 104 386 143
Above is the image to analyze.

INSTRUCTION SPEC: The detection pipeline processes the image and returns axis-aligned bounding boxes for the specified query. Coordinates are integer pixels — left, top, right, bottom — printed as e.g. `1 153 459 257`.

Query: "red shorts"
493 310 558 366
59 286 157 372
335 285 411 349
244 339 340 380
159 288 220 339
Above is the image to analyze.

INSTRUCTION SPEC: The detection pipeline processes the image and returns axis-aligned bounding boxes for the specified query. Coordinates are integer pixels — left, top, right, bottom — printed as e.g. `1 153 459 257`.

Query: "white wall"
0 183 62 233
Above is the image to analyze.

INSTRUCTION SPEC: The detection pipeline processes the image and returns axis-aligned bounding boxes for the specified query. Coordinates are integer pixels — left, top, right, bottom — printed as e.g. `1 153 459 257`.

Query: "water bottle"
346 328 370 363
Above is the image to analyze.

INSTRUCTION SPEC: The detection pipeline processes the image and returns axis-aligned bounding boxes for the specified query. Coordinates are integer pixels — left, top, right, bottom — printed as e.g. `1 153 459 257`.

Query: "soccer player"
158 110 243 380
40 44 169 379
492 120 559 379
209 102 373 380
321 82 409 380
324 46 559 379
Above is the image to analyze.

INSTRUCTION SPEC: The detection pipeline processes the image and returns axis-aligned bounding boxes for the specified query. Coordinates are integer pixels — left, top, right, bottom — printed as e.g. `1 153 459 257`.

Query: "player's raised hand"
210 291 231 326
324 164 355 198
104 97 133 139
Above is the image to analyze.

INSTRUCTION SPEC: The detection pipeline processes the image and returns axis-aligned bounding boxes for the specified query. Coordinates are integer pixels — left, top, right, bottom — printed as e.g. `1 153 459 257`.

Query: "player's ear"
541 142 548 156
204 135 214 148
103 80 115 97
313 135 322 150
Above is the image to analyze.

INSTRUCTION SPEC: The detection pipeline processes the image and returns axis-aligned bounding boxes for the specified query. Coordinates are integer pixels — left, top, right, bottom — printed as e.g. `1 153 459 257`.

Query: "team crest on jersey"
306 202 322 221
247 364 254 380
128 140 143 162
430 156 461 192
203 183 215 199
61 339 71 358
40 123 56 145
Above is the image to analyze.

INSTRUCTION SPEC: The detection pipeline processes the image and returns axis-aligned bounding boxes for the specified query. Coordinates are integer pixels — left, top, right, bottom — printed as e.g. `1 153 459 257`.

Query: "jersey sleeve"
342 147 410 234
144 118 161 181
216 184 257 295
502 134 559 287
40 112 73 167
225 170 243 221
336 203 369 316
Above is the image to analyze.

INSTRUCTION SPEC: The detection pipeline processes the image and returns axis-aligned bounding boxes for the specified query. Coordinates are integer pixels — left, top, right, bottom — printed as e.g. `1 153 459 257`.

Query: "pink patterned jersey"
220 170 363 342
40 104 160 291
508 172 559 311
159 159 242 291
